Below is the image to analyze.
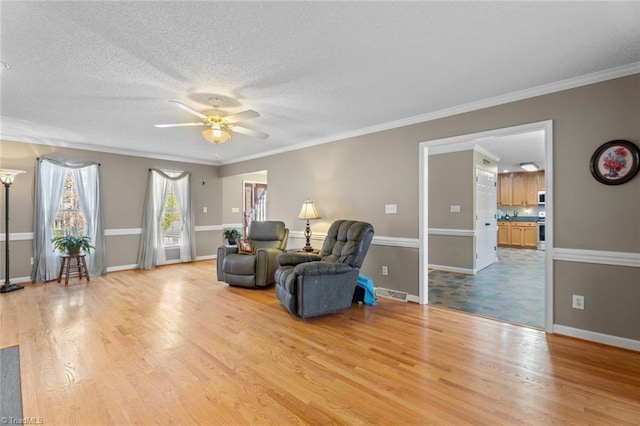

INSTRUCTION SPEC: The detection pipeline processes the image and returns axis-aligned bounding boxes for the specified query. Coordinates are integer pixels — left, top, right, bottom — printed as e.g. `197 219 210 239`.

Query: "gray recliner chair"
217 221 289 288
275 220 374 318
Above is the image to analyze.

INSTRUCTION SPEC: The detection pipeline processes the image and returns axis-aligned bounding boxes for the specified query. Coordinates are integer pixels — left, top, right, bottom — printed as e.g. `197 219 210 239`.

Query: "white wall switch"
202 207 208 213
385 204 397 214
232 207 240 213
381 265 389 275
450 205 461 213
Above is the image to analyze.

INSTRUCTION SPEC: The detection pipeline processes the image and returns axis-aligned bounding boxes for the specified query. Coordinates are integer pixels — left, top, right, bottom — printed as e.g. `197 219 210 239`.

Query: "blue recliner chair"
274 220 374 318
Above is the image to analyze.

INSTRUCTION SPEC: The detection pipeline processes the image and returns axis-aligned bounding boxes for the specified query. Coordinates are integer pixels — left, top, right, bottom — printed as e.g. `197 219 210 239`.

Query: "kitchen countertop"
498 216 543 222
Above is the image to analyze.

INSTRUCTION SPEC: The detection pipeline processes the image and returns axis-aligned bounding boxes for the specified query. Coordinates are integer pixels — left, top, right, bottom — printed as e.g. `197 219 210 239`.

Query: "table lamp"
297 199 320 252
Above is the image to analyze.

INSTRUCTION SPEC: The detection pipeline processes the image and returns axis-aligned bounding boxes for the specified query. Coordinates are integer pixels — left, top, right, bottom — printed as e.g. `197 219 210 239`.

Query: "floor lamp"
1 169 26 293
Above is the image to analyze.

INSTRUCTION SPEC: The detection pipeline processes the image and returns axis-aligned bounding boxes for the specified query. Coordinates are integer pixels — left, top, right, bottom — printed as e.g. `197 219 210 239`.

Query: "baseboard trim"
428 264 475 274
3 276 32 284
106 264 139 273
553 324 640 352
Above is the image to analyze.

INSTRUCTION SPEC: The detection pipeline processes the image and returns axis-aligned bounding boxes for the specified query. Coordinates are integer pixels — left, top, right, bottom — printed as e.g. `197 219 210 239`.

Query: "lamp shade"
202 127 231 144
297 199 320 220
0 169 26 185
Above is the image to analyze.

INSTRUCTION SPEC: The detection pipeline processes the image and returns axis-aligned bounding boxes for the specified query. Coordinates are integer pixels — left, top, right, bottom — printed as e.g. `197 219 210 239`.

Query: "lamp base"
302 246 315 252
0 283 24 293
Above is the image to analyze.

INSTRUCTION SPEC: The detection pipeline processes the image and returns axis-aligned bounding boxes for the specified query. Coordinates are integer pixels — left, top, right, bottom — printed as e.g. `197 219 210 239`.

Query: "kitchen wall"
218 73 640 343
0 140 222 278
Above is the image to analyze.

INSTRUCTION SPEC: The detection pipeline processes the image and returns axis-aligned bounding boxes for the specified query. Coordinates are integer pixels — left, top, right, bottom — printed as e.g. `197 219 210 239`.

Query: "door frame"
418 120 554 332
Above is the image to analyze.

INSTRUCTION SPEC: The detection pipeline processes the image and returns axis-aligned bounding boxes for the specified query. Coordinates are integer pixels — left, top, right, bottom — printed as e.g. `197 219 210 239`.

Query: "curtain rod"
36 157 101 166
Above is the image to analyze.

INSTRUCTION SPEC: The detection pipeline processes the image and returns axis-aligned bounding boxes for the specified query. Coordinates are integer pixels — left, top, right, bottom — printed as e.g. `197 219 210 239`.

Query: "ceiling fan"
155 98 268 144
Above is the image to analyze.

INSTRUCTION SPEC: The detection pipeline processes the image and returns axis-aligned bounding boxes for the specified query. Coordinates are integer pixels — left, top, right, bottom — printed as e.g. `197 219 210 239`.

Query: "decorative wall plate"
590 140 640 185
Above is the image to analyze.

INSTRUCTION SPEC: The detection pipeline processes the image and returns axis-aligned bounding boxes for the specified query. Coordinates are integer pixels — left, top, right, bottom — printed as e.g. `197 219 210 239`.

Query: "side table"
57 254 90 285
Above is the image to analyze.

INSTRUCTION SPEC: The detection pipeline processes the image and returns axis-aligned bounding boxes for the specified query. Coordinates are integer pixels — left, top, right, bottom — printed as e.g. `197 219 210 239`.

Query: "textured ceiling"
1 2 639 165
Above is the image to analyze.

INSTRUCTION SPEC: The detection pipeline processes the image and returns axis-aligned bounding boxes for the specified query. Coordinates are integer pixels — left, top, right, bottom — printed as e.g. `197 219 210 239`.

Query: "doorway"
419 120 553 332
243 181 267 236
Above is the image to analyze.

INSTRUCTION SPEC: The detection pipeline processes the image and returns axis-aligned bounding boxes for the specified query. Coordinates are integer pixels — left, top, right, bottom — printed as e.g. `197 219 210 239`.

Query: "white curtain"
138 169 196 269
173 173 196 262
138 170 169 269
31 157 105 282
72 165 106 277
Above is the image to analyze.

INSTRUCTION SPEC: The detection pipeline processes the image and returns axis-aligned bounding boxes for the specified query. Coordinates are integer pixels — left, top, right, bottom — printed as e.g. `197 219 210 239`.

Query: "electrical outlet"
30 257 34 265
381 265 389 276
203 207 208 213
572 295 584 310
385 204 397 214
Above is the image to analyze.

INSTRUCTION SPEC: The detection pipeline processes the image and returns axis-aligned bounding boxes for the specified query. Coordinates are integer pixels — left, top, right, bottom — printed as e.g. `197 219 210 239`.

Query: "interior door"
475 168 497 272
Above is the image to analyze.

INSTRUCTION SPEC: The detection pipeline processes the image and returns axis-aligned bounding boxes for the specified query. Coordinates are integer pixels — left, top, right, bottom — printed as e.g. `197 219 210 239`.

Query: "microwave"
538 191 546 205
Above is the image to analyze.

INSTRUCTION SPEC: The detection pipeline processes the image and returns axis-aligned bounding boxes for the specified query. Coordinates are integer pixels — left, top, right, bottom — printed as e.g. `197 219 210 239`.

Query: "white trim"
428 264 475 275
420 120 555 332
553 325 640 352
196 254 216 261
553 248 640 268
372 236 419 248
222 223 243 230
288 230 326 242
289 231 420 249
106 264 138 273
194 225 223 232
428 228 475 237
0 232 33 241
406 294 420 304
4 276 32 284
220 63 640 165
104 228 142 236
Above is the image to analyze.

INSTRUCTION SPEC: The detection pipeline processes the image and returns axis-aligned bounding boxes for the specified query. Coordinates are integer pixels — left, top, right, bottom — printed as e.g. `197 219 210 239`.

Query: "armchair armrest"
255 247 285 287
217 245 238 281
294 261 353 276
276 252 322 267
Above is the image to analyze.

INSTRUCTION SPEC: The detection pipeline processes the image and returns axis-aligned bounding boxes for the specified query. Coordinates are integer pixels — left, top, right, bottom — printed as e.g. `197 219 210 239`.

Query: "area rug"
0 345 23 421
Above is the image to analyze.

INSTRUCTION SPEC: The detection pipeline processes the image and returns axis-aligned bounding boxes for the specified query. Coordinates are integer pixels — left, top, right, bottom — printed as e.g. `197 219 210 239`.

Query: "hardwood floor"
1 260 639 425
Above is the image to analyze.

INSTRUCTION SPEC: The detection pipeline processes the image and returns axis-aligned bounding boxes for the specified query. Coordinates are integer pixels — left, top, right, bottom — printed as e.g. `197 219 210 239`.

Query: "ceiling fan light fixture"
202 126 231 144
520 162 539 172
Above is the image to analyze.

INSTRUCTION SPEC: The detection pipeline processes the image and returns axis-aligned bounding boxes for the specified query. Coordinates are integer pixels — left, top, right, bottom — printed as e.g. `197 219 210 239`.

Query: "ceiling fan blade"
154 122 205 128
232 125 269 139
225 109 260 124
168 100 208 120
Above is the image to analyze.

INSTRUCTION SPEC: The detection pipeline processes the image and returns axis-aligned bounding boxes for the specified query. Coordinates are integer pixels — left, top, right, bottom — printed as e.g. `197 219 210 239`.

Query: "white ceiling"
1 2 639 165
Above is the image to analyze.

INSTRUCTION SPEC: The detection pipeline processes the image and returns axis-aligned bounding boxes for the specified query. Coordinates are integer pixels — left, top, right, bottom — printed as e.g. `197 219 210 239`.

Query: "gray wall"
0 140 222 278
221 171 267 226
2 74 639 341
219 74 640 341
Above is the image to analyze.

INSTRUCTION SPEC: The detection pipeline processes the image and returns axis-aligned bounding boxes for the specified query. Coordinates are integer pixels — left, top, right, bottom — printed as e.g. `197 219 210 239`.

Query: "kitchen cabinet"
497 171 544 206
498 174 512 206
497 221 510 246
497 221 537 249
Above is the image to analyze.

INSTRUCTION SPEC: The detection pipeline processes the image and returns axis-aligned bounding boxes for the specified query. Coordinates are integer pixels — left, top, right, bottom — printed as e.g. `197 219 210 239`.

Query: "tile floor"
428 247 545 329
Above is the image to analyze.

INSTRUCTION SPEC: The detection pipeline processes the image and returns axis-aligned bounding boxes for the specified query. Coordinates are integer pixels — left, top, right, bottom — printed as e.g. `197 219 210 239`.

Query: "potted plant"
223 228 241 245
51 235 94 255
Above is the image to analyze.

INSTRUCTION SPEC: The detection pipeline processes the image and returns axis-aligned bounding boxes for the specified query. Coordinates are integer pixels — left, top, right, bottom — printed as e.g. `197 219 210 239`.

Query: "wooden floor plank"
1 260 639 425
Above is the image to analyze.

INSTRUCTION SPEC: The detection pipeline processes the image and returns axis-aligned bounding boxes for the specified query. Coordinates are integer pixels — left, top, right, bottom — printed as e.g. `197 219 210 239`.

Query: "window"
161 182 182 246
53 170 86 237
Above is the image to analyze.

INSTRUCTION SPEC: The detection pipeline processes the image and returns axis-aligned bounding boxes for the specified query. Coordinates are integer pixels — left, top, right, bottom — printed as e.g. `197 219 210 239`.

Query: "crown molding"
221 62 640 165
